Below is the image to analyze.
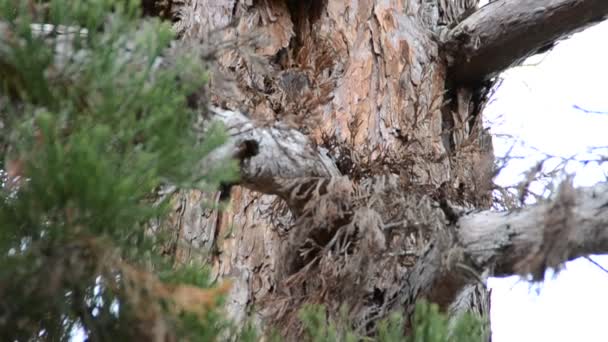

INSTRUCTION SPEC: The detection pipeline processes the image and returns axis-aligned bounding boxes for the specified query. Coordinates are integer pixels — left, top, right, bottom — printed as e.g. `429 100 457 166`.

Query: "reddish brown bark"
156 0 608 338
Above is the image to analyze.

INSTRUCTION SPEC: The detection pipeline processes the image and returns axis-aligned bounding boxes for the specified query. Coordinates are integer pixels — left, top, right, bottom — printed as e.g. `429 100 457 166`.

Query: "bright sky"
484 17 608 342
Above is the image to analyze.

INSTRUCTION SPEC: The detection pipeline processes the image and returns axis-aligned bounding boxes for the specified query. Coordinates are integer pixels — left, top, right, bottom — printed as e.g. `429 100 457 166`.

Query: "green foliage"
0 0 239 340
299 305 359 342
409 301 487 342
299 301 487 342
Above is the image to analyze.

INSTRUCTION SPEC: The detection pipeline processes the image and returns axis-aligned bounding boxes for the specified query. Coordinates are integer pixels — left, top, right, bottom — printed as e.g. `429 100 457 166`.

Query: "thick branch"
444 0 608 84
207 107 341 207
396 181 608 314
458 181 608 278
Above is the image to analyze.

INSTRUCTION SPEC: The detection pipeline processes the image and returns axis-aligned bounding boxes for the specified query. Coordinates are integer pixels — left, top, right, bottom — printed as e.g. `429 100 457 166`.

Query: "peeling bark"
14 0 608 337
150 0 608 338
168 0 469 334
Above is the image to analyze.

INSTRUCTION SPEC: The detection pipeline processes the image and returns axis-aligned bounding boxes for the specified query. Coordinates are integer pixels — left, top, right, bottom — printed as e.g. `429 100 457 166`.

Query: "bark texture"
458 180 608 280
153 0 608 338
444 0 608 83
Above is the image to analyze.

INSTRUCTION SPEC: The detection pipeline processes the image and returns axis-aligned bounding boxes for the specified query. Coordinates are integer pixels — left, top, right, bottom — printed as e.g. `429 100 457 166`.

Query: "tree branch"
206 107 341 208
458 181 608 279
395 180 608 313
444 0 608 84
1 21 341 210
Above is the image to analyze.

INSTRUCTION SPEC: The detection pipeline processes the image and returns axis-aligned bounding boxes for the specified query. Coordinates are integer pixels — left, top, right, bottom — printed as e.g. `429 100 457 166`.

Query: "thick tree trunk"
166 0 492 335
154 0 608 338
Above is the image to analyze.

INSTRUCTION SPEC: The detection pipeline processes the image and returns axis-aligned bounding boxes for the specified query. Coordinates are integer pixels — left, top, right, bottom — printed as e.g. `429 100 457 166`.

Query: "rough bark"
206 107 340 210
458 180 608 279
154 0 608 338
445 0 608 84
208 106 608 324
168 1 491 335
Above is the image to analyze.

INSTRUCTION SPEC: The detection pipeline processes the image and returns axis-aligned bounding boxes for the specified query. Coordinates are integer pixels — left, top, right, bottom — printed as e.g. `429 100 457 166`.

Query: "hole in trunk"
286 0 326 34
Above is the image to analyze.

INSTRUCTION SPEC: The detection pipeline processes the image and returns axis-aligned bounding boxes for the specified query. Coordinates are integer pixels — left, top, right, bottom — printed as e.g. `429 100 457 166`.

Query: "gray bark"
206 107 340 210
445 0 608 83
459 180 608 279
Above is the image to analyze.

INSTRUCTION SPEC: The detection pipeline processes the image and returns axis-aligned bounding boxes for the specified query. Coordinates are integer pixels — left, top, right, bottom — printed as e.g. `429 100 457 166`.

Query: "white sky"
485 17 608 342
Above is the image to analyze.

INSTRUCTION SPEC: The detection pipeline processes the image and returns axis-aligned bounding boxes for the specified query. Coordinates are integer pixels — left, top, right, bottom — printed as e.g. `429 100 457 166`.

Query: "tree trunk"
156 0 608 338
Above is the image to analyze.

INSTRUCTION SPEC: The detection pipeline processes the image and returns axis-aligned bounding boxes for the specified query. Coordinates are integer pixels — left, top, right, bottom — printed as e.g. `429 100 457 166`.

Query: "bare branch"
389 182 608 311
206 107 341 208
458 181 608 279
573 104 608 115
584 256 608 274
444 0 608 84
391 180 608 313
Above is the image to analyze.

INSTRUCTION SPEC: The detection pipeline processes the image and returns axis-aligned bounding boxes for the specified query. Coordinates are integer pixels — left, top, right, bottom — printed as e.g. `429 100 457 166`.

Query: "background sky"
483 14 608 342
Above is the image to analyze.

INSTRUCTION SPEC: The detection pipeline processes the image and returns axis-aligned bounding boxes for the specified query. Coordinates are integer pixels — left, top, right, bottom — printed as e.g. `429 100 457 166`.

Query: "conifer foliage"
0 0 237 340
299 301 487 342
